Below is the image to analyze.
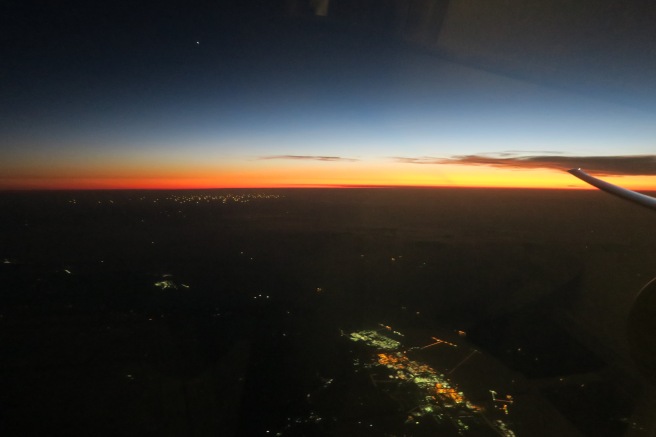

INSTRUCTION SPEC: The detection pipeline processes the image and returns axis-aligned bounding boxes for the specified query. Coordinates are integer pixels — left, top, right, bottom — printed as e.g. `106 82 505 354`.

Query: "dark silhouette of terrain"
1 188 655 436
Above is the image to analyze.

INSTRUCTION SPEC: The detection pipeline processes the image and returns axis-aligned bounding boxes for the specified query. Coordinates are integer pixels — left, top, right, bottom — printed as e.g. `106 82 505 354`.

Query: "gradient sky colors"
2 1 655 190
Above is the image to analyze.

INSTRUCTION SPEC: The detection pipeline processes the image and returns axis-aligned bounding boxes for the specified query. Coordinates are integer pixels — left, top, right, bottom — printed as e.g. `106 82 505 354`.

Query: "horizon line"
0 184 638 192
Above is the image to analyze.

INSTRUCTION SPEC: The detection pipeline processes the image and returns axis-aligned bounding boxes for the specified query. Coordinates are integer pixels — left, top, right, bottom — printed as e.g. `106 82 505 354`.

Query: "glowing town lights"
349 325 517 435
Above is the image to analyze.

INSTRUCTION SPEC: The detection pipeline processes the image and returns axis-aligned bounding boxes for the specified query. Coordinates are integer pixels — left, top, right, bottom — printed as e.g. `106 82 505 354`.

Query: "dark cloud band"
393 154 656 176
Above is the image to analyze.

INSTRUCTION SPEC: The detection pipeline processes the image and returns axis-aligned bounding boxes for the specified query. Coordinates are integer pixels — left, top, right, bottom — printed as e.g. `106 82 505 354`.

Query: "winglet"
568 168 656 211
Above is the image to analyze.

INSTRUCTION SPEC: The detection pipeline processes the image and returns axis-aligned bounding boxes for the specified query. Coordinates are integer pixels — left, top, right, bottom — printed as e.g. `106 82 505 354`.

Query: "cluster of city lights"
164 193 282 204
348 326 516 436
65 192 283 206
153 274 190 290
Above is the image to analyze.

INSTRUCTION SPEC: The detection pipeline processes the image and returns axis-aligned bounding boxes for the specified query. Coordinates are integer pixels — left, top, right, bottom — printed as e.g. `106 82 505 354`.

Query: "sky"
1 0 655 190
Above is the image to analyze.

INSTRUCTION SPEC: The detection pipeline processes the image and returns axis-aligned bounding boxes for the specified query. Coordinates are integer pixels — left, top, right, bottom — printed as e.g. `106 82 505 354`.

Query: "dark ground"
1 188 655 436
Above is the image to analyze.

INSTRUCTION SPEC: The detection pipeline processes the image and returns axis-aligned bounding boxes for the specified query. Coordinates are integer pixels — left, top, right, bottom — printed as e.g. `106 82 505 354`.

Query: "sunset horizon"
2 2 655 191
3 163 655 191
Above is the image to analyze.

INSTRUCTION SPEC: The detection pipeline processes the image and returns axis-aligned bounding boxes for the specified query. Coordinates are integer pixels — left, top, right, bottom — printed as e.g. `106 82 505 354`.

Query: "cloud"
393 154 656 176
393 157 445 165
259 155 359 162
498 150 565 156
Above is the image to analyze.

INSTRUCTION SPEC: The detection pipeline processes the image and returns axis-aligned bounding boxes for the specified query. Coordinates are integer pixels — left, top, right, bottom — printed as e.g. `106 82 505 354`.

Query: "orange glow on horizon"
2 163 655 191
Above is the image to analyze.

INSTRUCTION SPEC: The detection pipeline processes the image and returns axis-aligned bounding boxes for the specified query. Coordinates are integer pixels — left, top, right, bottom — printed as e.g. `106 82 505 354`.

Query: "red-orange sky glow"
3 161 655 191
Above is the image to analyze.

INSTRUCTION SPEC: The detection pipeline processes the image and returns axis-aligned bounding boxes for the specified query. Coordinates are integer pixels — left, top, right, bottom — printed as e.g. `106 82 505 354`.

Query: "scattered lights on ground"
252 293 270 300
65 192 283 206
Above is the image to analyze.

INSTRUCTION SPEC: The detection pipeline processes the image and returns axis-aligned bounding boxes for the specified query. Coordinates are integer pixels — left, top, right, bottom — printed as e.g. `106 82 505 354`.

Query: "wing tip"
567 168 582 179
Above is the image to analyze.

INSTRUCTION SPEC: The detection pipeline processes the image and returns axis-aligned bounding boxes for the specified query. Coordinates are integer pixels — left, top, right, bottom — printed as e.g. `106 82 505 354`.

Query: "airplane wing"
568 168 656 211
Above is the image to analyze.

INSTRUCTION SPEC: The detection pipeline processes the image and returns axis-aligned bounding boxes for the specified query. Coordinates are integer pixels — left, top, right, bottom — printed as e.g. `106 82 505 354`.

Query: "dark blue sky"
2 0 655 188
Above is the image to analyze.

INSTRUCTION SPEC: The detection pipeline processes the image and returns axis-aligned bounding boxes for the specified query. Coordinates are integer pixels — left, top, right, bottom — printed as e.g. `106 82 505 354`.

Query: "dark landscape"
1 188 655 436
